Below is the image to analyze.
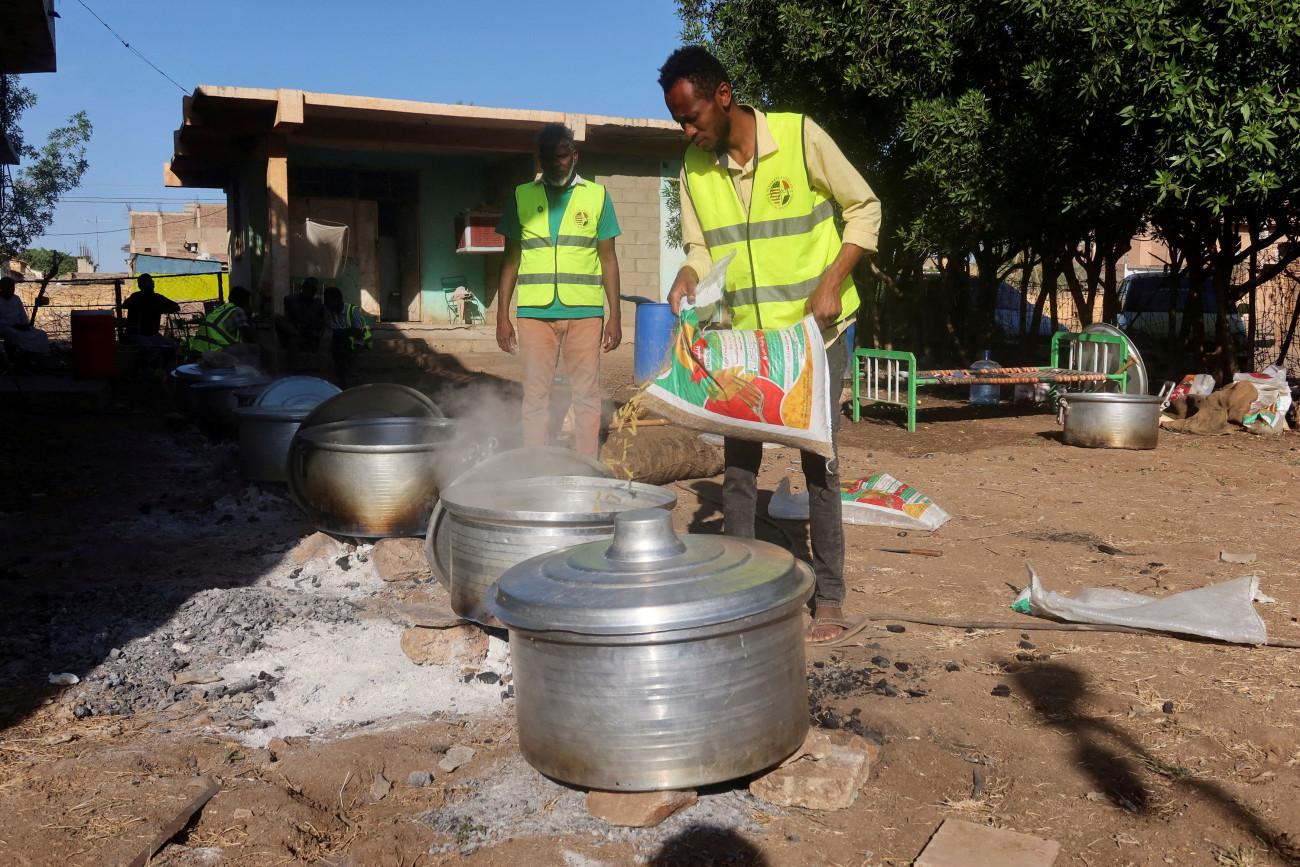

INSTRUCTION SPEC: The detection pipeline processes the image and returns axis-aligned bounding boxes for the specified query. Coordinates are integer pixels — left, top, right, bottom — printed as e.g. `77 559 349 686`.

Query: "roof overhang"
0 0 57 74
167 86 686 189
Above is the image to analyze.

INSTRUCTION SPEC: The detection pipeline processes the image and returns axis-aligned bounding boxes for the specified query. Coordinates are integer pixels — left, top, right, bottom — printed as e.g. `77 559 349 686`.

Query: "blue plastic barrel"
633 302 676 384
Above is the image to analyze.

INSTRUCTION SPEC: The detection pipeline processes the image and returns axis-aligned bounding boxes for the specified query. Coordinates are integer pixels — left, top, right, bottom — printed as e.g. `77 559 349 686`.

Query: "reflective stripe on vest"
515 181 606 309
332 303 372 348
190 302 241 352
683 112 858 330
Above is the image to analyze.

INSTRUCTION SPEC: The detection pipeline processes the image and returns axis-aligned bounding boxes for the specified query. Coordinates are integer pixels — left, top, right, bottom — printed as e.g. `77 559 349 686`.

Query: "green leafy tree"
0 75 93 260
675 0 1300 375
18 246 78 277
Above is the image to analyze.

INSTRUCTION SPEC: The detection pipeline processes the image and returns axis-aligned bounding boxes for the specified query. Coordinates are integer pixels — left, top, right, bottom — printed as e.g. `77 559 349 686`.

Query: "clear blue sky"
18 0 687 271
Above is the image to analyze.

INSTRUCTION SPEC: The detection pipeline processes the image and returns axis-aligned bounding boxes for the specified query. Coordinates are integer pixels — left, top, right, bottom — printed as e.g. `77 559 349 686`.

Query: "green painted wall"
287 146 493 320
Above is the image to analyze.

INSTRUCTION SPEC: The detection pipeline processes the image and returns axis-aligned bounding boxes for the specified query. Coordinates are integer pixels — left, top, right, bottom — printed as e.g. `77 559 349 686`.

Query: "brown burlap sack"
1163 381 1258 435
600 424 724 485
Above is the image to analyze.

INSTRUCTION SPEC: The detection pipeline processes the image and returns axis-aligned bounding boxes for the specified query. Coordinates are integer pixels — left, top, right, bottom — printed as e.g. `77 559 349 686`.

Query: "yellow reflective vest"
331 303 372 349
683 112 857 330
515 180 606 309
190 302 242 352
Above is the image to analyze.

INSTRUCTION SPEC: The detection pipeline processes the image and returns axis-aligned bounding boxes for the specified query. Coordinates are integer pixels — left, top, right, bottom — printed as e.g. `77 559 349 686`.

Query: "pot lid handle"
604 510 687 563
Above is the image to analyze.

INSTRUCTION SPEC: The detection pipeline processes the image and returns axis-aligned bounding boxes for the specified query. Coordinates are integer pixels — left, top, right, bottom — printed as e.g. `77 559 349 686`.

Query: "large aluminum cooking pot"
423 444 615 593
189 375 271 430
287 417 474 537
490 509 813 791
235 404 315 482
1058 392 1162 449
169 363 261 416
430 475 676 625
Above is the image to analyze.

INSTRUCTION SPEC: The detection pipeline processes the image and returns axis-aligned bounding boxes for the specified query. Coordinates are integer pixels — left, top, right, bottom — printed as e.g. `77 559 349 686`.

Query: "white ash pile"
47 584 360 722
421 754 780 860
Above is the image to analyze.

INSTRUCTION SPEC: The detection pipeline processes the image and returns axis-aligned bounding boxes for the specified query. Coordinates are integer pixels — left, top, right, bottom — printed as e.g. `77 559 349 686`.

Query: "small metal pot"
490 509 814 791
429 475 676 625
235 404 314 482
1058 392 1162 449
287 417 474 538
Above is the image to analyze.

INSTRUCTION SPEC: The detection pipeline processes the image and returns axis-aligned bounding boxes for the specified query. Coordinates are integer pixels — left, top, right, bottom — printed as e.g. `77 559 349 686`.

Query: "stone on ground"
915 818 1060 867
400 625 488 666
291 531 348 565
370 773 391 802
585 789 698 828
373 537 432 582
748 729 871 811
407 770 433 788
438 745 476 773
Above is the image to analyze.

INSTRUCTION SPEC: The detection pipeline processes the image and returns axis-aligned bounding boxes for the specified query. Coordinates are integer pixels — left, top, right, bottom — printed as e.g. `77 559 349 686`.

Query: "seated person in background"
191 285 261 368
323 285 371 387
274 277 326 369
120 273 181 368
449 285 476 323
0 277 51 369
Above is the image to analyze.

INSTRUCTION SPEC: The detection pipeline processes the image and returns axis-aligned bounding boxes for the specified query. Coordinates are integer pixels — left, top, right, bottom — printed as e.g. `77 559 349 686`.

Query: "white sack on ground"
1024 563 1268 646
768 474 952 531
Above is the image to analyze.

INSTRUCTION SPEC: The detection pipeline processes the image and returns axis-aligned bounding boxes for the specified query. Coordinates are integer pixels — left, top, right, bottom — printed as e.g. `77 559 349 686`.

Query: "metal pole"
217 272 224 303
114 279 124 338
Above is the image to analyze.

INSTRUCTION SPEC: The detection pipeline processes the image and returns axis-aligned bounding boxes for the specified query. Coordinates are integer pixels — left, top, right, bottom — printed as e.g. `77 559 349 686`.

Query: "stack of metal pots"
170 363 269 427
489 509 814 791
233 376 341 482
428 471 677 624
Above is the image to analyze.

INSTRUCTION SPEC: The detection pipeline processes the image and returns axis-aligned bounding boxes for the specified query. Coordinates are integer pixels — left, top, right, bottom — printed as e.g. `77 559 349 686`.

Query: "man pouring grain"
657 46 881 645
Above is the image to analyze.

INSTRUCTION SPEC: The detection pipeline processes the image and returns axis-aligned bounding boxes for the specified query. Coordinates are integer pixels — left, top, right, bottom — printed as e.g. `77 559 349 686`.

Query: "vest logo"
573 210 591 228
767 177 793 209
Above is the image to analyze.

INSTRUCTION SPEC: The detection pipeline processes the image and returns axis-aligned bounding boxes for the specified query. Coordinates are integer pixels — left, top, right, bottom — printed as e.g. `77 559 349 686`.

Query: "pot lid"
491 509 813 636
1080 323 1149 395
189 374 271 390
255 376 341 407
172 363 259 382
299 383 443 432
439 475 675 523
235 404 316 422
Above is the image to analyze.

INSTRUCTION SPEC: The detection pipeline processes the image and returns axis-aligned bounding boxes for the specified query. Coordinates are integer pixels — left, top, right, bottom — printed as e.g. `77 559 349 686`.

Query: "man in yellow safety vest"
659 46 882 646
495 123 622 459
190 286 259 366
323 285 371 387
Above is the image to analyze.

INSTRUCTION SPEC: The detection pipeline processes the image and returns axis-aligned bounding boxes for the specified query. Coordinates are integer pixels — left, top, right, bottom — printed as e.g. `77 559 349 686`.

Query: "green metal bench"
850 332 1131 431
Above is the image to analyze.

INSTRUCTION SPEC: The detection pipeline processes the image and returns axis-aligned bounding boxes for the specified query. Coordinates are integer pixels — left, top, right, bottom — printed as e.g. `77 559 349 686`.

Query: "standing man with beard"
658 46 882 645
495 123 622 459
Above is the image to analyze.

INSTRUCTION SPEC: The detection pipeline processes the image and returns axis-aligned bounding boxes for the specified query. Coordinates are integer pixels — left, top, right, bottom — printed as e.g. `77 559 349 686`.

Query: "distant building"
127 203 231 270
165 87 685 325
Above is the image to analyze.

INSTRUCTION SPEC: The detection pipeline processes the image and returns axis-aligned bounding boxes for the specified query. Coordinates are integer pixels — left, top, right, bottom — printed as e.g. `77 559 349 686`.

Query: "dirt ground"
1 346 1299 867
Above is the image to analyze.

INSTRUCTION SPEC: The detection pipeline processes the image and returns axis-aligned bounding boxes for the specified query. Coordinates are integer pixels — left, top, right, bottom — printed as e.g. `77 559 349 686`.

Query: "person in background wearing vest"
658 47 882 646
494 123 622 460
323 285 371 387
191 285 259 368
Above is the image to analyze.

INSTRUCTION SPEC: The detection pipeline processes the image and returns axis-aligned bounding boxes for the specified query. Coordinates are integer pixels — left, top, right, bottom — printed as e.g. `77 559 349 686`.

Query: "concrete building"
127 203 231 270
165 87 686 329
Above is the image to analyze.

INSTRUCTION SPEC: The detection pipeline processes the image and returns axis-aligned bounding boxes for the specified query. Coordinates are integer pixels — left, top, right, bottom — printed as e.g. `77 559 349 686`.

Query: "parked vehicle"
1115 271 1247 346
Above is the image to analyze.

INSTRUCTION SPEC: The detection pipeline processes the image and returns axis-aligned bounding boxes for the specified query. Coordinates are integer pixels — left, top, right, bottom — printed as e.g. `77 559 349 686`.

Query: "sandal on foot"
804 616 872 647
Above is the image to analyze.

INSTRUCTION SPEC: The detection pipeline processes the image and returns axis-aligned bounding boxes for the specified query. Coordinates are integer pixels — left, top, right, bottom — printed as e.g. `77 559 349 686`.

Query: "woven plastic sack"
642 308 834 458
768 474 952 531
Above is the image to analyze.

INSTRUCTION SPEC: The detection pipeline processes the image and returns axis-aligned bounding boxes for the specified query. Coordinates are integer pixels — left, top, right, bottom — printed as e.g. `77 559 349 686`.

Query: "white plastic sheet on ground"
1023 563 1268 646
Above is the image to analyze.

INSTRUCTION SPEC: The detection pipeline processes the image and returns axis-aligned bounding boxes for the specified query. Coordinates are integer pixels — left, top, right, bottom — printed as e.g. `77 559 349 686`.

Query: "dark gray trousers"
722 337 847 609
